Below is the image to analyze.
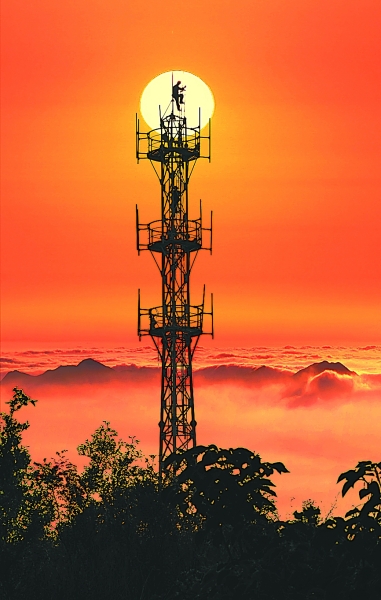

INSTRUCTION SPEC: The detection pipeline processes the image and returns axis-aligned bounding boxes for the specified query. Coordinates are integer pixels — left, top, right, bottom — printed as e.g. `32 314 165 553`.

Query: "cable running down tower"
136 84 213 475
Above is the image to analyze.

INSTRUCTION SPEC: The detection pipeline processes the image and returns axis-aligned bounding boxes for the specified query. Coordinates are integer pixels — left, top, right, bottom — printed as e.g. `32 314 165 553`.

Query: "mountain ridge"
1 359 358 388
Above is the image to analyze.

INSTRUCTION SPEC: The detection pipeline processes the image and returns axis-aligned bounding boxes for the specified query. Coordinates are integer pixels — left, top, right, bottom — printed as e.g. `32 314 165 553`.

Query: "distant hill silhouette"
40 358 114 384
1 370 35 387
281 361 358 401
194 364 292 385
1 359 158 388
1 359 358 393
292 360 357 380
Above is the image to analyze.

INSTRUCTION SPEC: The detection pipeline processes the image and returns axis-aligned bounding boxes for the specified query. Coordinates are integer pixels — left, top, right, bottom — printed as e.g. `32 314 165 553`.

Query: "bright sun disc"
140 71 214 130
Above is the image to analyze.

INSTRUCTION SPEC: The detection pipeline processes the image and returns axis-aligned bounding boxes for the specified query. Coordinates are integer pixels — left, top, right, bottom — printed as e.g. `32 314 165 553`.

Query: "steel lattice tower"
136 89 213 475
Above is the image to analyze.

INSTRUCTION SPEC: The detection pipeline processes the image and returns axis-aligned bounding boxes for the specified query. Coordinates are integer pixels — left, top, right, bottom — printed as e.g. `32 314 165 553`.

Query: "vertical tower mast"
136 88 213 475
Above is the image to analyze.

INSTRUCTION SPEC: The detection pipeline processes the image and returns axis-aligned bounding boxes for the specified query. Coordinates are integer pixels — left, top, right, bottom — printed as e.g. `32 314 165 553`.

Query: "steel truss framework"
136 103 213 475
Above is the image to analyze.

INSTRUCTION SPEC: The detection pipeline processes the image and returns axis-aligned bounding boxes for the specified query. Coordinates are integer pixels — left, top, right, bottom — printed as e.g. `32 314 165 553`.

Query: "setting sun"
140 70 215 130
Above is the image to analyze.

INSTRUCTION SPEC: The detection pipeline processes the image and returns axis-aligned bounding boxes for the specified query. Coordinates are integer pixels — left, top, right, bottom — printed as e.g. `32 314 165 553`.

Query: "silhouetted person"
171 186 181 213
172 81 186 111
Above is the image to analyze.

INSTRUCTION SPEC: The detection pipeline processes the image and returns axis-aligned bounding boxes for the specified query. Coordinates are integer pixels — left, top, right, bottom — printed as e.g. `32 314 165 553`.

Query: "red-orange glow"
1 0 380 347
1 359 380 519
1 1 380 516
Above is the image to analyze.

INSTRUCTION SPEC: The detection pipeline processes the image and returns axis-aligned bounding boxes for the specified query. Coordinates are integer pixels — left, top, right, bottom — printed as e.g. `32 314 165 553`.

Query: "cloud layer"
1 351 380 520
1 344 380 378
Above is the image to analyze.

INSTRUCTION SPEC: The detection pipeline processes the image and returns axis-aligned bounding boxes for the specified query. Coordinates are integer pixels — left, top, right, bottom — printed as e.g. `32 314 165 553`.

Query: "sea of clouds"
1 344 380 520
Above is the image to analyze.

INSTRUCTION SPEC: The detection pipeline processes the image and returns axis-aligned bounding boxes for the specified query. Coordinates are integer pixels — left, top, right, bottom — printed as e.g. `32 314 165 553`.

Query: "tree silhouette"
77 421 150 505
1 388 380 600
0 388 39 543
337 460 381 542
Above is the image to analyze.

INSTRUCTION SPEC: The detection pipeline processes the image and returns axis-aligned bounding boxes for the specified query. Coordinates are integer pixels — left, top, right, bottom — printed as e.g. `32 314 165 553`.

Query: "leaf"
337 469 355 483
201 448 219 467
359 487 371 499
215 449 234 466
244 478 277 500
356 460 373 469
367 481 381 497
162 452 183 470
345 507 360 518
270 462 289 474
342 479 357 497
339 469 364 496
235 447 257 458
359 495 380 518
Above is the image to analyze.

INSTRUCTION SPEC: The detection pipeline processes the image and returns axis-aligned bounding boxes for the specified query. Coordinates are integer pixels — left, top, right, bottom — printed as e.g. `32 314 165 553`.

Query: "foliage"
30 451 86 535
1 388 381 599
77 421 153 505
163 444 289 559
293 499 321 526
164 444 288 523
337 460 381 539
0 388 39 543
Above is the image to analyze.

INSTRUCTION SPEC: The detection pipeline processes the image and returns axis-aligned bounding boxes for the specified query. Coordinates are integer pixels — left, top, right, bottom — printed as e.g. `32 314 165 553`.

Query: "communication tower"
136 81 213 475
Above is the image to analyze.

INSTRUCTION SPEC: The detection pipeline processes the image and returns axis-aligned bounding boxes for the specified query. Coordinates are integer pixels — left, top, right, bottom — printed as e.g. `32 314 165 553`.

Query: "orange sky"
1 0 381 348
